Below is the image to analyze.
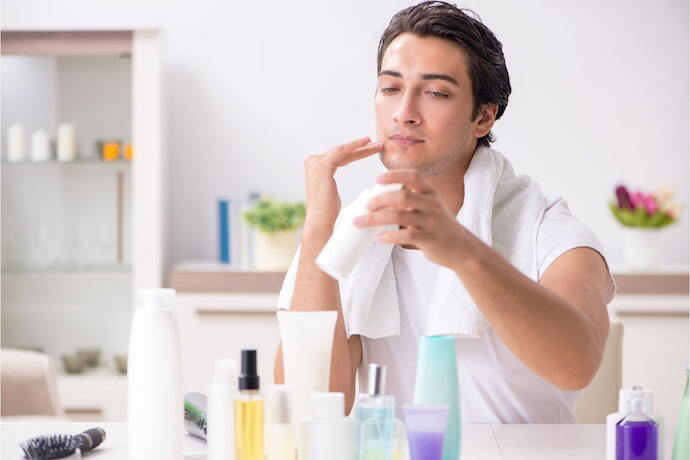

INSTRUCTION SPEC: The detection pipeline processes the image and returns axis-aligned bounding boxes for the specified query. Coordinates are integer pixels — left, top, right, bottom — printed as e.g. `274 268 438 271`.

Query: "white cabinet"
1 30 165 420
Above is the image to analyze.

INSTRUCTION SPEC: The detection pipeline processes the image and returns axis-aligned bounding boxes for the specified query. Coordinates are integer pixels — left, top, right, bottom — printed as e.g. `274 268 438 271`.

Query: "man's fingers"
353 208 423 228
377 169 434 194
327 137 372 163
366 188 430 212
337 142 384 166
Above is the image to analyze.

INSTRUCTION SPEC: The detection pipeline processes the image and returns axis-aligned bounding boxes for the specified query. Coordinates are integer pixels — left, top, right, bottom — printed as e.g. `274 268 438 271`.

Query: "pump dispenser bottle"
235 350 264 460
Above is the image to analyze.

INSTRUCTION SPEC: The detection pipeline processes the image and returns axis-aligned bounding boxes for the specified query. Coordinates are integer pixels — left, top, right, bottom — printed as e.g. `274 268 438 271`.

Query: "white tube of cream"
277 310 338 425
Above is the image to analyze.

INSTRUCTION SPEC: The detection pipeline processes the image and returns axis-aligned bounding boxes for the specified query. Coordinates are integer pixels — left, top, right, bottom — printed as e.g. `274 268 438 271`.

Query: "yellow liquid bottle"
235 394 264 460
235 349 264 460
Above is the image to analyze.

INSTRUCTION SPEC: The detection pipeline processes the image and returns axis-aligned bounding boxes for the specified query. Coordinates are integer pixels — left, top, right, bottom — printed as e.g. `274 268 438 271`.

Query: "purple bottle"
616 394 658 460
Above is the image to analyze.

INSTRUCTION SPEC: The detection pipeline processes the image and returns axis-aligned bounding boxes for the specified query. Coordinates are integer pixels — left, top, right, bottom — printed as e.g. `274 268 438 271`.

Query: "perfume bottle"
235 349 264 460
354 363 395 460
616 389 659 460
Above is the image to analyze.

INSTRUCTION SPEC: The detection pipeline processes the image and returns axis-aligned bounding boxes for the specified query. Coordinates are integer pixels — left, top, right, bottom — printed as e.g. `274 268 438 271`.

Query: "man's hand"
303 137 383 238
353 169 475 269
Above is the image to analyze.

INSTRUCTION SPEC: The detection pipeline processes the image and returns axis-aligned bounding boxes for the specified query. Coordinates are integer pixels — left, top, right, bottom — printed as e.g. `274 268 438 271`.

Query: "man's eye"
428 91 449 98
381 87 399 94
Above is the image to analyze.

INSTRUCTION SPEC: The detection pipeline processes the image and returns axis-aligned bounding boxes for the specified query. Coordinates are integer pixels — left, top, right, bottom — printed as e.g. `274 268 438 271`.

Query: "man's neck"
424 145 476 216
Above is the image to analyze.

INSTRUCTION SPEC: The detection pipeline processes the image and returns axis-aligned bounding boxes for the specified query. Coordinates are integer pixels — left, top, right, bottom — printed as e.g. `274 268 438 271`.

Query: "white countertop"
2 420 670 460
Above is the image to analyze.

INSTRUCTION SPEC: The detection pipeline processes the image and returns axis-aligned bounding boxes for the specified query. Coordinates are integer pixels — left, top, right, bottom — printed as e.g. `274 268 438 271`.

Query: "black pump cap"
239 349 260 390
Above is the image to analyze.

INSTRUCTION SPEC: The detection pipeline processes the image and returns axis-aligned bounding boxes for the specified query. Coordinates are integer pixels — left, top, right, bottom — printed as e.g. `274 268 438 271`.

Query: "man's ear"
473 103 499 139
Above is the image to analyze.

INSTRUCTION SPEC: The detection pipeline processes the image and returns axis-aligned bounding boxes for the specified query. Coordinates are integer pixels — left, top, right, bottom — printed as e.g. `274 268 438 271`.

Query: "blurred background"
1 0 687 440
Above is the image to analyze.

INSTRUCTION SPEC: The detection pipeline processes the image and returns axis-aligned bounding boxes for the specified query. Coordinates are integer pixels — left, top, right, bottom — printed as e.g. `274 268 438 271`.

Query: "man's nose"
393 92 421 126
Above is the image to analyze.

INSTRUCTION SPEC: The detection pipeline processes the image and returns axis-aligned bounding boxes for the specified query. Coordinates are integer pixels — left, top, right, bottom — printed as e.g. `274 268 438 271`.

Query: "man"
275 1 615 423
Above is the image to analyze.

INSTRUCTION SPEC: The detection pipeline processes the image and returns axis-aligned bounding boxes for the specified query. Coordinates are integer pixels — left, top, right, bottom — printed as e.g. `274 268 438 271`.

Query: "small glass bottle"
672 361 689 460
235 349 264 460
355 363 396 460
616 390 658 460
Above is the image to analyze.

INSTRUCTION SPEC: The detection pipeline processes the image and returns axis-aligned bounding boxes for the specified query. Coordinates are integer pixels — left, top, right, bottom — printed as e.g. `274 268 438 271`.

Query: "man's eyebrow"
378 70 459 86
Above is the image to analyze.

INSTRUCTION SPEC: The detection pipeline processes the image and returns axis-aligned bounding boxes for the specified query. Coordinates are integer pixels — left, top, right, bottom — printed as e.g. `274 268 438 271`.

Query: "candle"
7 123 25 163
31 130 51 162
103 141 120 161
57 123 76 162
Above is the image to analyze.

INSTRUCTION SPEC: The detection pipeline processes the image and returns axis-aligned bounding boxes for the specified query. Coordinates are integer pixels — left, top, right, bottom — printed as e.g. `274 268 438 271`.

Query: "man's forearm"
273 228 358 410
451 232 601 390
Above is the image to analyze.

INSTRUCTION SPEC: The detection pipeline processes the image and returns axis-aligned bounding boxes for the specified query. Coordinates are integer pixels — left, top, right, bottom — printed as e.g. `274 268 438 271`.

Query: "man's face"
375 33 483 176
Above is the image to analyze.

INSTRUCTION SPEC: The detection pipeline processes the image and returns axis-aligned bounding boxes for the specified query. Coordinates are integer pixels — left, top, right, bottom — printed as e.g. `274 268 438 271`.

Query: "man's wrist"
448 227 486 275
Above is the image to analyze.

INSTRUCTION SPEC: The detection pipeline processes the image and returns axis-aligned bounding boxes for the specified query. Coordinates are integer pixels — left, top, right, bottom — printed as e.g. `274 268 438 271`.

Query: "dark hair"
377 1 511 147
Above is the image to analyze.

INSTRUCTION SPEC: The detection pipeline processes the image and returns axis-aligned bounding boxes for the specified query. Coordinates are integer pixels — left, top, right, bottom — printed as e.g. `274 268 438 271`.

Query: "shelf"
2 158 132 166
170 261 286 293
2 265 132 274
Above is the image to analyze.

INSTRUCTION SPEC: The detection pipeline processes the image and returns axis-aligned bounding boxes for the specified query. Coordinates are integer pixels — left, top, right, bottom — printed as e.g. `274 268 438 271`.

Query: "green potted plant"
610 184 681 269
243 198 305 270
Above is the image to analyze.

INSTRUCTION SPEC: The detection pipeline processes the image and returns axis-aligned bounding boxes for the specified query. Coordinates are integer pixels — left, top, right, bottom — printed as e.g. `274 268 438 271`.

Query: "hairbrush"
20 427 106 459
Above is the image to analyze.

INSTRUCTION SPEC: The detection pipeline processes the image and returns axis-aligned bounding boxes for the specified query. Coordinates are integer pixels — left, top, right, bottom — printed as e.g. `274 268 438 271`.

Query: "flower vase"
255 229 298 271
623 226 664 271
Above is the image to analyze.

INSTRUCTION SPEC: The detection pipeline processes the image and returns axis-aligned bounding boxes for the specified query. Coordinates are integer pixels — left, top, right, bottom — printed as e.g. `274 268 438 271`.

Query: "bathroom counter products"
301 393 355 460
276 310 337 426
265 385 296 460
671 363 689 460
414 336 461 460
404 404 449 460
235 350 264 460
607 386 664 460
616 393 659 460
208 359 238 460
3 421 679 459
355 364 396 460
127 289 182 460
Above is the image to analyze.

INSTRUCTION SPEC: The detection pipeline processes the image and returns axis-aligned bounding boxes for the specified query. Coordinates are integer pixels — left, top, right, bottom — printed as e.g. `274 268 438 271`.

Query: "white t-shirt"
358 196 616 423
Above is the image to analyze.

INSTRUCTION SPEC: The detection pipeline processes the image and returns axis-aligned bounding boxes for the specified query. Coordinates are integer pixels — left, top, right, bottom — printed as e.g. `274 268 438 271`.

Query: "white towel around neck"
278 145 548 339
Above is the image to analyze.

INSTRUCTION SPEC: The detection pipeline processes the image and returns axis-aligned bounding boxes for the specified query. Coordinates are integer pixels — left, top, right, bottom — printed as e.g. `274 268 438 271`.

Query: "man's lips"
389 135 424 146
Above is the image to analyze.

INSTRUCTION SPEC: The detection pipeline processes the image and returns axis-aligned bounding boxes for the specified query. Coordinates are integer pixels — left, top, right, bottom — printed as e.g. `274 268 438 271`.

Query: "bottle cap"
266 385 293 425
367 363 386 396
311 392 344 420
136 289 175 310
619 384 653 414
213 359 237 386
239 349 260 390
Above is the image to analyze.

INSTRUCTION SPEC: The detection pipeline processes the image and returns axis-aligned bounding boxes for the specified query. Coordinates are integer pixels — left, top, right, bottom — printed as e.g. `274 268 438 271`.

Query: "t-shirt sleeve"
536 197 616 304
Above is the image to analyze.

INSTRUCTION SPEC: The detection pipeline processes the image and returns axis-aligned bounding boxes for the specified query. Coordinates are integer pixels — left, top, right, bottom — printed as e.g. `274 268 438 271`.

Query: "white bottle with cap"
208 359 238 460
127 288 182 460
300 392 355 460
316 182 403 281
606 384 665 460
266 385 296 460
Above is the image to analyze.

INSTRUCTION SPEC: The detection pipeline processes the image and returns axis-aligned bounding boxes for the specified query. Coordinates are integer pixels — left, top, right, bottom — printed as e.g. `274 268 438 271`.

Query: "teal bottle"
672 362 689 460
413 336 460 460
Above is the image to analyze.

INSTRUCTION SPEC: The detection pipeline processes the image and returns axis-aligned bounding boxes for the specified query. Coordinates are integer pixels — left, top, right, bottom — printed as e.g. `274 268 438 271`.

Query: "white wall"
2 0 688 270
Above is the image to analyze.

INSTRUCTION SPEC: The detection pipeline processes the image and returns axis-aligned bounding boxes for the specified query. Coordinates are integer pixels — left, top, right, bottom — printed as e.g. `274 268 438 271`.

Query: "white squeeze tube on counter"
316 182 403 282
127 289 183 460
208 359 238 460
276 311 338 440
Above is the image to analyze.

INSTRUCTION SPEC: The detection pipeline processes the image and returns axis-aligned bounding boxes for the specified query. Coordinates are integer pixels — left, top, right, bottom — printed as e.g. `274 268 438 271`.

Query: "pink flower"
642 194 657 214
629 192 645 210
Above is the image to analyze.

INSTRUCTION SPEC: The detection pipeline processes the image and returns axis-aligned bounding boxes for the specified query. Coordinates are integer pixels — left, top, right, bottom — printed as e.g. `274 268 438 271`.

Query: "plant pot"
622 226 664 271
255 229 298 271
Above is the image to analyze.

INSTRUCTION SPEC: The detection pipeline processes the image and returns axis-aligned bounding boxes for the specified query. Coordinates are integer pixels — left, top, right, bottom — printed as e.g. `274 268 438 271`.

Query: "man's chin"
379 151 423 171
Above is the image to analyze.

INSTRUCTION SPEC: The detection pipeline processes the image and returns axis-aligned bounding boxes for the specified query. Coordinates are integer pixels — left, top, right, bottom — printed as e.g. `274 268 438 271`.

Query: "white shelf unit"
1 30 165 421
